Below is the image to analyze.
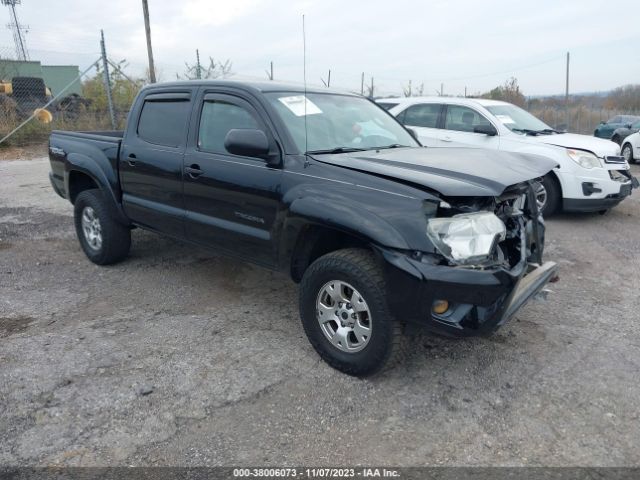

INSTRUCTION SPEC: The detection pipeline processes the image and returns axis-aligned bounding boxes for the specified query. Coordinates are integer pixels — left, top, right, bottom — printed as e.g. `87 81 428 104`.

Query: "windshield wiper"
305 147 368 155
375 144 410 150
512 128 560 136
539 128 563 134
512 128 542 136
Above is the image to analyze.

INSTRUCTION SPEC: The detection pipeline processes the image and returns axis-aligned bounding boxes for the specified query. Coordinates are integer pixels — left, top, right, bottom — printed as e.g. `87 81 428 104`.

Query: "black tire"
622 143 635 164
538 173 561 217
299 248 405 377
74 189 131 265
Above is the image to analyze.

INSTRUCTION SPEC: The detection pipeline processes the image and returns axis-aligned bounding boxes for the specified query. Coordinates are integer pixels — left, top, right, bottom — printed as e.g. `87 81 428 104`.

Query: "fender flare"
64 153 130 225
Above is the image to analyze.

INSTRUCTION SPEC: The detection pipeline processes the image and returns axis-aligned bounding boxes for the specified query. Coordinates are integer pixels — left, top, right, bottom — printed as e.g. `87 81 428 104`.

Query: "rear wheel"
622 143 634 164
74 189 131 265
299 248 405 376
535 174 561 216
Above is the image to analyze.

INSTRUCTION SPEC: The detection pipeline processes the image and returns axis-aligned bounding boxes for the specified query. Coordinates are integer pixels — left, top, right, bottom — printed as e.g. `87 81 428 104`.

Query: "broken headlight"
427 212 506 265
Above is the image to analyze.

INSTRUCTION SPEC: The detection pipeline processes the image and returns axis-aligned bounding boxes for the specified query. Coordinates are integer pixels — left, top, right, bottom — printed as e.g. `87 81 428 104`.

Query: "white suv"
378 97 638 215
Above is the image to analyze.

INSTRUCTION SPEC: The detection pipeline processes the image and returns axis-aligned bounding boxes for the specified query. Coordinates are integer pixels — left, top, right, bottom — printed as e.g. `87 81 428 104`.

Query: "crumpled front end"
379 181 558 336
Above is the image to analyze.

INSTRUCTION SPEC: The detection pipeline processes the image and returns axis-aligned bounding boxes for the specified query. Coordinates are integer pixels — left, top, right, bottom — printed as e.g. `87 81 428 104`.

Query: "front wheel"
535 174 561 217
298 249 405 376
74 189 131 265
622 143 635 164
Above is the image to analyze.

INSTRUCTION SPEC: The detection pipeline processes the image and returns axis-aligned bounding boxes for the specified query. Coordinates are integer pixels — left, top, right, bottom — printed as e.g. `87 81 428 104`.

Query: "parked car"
621 131 640 164
379 97 638 215
48 80 558 376
611 119 640 145
593 115 640 140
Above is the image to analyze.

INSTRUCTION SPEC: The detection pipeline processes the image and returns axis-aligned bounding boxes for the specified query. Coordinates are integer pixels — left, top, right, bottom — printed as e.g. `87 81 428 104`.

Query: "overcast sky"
1 0 637 97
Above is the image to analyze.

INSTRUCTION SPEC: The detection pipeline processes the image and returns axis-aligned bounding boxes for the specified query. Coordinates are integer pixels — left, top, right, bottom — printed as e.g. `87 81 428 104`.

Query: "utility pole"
361 72 364 96
565 51 570 129
321 69 331 87
100 30 116 130
142 0 156 83
464 86 467 98
266 61 274 80
196 49 202 79
441 83 444 96
370 76 374 98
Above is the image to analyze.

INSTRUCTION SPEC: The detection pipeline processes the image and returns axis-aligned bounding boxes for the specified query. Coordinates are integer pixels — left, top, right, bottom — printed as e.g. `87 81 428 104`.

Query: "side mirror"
625 123 633 129
224 129 270 159
473 124 498 136
600 121 606 125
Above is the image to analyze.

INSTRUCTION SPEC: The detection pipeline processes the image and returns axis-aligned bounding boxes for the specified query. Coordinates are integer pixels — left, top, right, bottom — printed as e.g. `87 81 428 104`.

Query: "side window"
402 104 441 128
444 105 492 133
137 99 190 147
198 100 261 154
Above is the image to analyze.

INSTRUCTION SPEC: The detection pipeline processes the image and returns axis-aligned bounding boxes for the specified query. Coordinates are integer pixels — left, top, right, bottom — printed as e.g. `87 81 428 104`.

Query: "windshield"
486 104 552 134
266 92 419 153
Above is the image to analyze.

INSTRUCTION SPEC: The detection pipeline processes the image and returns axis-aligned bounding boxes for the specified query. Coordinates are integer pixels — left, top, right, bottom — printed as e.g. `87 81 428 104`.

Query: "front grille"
604 155 626 164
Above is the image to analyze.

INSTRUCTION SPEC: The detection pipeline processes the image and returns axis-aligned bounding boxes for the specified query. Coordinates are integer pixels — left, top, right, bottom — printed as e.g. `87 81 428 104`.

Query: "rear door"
439 104 500 149
395 103 443 147
182 90 283 267
120 90 192 236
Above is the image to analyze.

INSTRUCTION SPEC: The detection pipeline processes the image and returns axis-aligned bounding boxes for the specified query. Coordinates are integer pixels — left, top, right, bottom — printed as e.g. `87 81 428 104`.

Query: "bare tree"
178 57 233 81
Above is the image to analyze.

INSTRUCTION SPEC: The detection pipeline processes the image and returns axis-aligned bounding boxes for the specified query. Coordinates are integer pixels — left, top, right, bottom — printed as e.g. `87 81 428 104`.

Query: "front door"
439 105 500 149
182 92 282 267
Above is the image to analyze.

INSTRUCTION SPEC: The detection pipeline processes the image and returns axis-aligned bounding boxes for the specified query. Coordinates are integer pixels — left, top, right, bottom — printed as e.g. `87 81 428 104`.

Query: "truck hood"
311 147 557 197
530 133 620 157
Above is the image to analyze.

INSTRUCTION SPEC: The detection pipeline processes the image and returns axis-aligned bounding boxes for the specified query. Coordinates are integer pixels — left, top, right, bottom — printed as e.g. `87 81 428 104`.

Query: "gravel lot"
1 157 639 467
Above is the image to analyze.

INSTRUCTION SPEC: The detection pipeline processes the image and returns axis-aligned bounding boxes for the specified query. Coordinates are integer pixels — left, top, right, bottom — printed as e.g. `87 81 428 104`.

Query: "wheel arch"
287 223 380 283
64 153 130 225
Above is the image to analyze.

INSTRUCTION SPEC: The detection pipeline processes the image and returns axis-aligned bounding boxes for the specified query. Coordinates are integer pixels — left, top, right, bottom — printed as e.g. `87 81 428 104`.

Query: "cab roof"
141 79 359 97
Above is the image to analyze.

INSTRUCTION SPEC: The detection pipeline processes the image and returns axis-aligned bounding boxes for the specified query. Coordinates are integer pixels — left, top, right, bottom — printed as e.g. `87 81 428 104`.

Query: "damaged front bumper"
379 248 558 336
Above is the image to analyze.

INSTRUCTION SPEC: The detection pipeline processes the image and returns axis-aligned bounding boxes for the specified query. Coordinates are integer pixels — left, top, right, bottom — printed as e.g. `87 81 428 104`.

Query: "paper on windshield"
495 114 515 124
278 95 322 116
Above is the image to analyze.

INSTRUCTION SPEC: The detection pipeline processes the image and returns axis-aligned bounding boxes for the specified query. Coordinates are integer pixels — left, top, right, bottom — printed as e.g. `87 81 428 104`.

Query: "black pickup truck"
49 80 558 376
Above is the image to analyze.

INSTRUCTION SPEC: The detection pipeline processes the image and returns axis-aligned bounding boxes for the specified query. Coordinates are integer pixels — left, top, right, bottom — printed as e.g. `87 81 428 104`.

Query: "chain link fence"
0 44 142 147
2 41 640 147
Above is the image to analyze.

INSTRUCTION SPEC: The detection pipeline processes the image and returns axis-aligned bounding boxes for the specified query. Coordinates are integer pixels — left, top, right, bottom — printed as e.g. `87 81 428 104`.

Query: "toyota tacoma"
48 81 558 376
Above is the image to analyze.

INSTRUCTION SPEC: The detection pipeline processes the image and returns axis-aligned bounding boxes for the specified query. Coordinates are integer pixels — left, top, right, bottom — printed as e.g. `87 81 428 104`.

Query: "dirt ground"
1 156 639 467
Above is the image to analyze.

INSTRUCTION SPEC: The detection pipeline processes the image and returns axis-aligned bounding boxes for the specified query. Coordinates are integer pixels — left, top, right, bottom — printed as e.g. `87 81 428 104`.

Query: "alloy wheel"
316 280 372 353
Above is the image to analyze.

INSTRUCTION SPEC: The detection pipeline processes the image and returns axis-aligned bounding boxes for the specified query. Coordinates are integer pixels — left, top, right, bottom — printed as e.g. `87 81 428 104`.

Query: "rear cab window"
137 92 191 147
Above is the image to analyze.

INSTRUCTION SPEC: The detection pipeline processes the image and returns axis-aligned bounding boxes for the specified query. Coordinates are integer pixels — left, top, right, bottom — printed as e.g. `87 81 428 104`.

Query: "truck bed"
51 130 124 142
48 130 124 201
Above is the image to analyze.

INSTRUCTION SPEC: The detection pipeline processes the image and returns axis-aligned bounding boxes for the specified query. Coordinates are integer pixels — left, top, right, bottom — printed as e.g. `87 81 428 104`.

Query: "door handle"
127 153 137 166
185 164 203 178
